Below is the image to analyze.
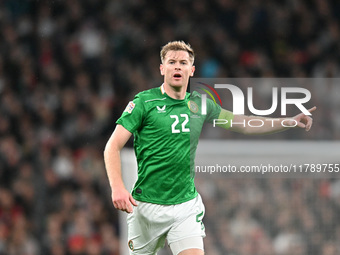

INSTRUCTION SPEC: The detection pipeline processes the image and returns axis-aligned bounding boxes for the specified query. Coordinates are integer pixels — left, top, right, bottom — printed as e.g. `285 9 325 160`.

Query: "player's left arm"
217 106 316 135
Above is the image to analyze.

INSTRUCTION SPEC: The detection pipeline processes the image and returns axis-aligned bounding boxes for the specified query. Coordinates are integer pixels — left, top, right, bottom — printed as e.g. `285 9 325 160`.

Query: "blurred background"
0 0 339 254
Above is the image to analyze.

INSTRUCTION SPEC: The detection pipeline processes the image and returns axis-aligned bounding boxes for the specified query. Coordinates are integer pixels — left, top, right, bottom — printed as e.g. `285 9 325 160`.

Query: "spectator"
0 0 339 254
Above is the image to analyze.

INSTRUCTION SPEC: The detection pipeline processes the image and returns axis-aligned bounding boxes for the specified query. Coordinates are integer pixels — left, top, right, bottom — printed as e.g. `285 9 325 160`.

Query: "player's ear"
160 64 164 75
190 65 195 77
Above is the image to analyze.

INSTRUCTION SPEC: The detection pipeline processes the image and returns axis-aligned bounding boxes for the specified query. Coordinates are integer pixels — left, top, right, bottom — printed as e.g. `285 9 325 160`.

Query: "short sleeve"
116 95 144 133
205 98 222 123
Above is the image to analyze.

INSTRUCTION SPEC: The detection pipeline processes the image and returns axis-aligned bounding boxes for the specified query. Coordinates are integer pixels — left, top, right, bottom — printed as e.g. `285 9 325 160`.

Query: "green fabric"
116 86 233 205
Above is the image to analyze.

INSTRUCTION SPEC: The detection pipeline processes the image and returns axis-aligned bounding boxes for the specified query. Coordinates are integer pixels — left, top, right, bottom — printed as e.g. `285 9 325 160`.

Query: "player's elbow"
230 125 262 135
104 140 119 160
103 144 110 162
239 126 258 135
230 115 263 135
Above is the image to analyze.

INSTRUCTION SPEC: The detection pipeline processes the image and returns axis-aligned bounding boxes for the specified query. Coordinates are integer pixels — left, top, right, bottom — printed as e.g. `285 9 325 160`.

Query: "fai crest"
188 101 199 113
128 240 134 251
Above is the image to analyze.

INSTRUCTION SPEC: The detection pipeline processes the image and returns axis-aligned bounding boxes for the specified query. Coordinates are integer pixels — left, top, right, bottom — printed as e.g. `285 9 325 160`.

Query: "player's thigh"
168 195 206 255
169 236 204 255
127 201 171 254
178 249 204 255
168 194 206 242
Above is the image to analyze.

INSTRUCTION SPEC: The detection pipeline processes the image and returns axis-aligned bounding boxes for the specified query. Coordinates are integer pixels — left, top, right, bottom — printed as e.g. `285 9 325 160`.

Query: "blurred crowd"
197 177 340 255
0 0 339 254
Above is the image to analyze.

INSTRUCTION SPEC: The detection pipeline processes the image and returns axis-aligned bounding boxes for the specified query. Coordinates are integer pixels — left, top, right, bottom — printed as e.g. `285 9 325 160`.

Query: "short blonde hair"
160 41 195 64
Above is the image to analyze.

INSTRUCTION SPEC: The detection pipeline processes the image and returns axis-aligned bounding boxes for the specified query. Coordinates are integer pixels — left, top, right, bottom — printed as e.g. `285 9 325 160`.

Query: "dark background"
0 0 339 254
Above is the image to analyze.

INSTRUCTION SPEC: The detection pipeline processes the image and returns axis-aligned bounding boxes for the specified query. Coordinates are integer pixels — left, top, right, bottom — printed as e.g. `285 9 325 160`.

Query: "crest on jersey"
188 101 199 113
124 101 135 114
156 105 166 113
128 240 134 251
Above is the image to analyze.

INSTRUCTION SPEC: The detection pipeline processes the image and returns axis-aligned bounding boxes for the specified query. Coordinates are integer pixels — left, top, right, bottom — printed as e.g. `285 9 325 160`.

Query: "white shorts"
126 194 206 255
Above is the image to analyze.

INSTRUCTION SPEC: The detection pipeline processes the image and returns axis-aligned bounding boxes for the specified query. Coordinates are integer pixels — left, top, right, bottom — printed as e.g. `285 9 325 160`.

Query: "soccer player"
104 41 315 255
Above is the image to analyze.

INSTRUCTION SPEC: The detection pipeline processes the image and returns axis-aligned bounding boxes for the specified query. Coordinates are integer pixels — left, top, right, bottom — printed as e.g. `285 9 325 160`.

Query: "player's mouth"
173 73 182 80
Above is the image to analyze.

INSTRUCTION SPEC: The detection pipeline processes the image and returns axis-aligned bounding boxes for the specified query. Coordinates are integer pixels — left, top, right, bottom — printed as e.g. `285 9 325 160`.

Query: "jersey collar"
160 84 190 100
160 83 165 94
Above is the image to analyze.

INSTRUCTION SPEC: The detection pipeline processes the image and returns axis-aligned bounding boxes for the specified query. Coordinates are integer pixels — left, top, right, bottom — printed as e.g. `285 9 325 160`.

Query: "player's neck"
163 83 186 100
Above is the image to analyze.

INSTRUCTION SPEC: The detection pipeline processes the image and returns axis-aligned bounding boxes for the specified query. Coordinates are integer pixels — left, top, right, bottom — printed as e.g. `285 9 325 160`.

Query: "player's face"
160 50 195 89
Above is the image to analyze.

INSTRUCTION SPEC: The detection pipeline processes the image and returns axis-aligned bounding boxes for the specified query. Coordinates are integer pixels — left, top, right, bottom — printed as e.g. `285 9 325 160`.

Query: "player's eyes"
168 60 188 65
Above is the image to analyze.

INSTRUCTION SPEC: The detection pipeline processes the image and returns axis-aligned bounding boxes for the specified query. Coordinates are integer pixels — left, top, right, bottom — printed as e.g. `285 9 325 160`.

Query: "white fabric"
127 194 205 255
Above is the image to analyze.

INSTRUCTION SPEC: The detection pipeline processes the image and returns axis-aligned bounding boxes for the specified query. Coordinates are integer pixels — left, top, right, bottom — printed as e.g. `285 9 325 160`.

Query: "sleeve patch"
124 101 135 113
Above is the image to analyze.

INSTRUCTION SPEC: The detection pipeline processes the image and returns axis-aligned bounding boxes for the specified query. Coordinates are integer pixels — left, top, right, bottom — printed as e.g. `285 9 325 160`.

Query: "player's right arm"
104 124 137 213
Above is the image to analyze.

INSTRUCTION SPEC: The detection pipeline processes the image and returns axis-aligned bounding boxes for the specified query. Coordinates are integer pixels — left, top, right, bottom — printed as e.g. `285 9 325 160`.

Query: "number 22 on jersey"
170 114 190 133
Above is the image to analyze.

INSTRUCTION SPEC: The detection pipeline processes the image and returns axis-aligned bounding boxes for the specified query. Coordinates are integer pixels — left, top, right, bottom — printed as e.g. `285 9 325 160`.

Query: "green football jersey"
116 85 233 205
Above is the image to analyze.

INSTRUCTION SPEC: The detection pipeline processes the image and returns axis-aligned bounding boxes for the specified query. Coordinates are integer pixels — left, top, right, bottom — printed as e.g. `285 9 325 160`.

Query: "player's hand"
293 106 316 131
112 188 137 213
